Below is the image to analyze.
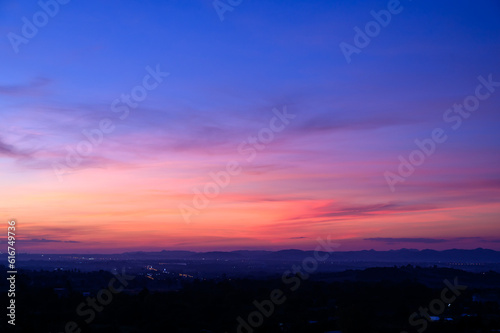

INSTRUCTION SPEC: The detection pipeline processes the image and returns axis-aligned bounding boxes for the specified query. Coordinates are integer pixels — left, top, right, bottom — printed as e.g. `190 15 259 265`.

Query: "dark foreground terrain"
2 265 500 333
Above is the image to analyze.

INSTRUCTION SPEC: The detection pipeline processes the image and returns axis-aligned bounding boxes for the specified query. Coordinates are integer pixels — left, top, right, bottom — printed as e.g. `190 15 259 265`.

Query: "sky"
1 0 499 253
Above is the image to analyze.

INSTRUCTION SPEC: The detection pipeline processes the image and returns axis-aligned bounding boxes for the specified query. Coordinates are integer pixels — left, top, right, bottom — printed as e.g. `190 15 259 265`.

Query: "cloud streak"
364 237 447 244
28 238 81 243
0 77 50 97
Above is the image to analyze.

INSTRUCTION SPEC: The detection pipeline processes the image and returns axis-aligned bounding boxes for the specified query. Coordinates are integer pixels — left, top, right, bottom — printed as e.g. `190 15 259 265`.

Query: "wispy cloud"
282 201 437 222
0 139 21 157
0 238 81 244
28 238 81 243
0 77 50 96
364 237 447 244
296 114 422 133
363 237 500 245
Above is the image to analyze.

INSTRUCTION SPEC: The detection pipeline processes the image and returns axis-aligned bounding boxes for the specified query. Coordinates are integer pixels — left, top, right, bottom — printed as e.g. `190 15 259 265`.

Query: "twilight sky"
1 0 500 253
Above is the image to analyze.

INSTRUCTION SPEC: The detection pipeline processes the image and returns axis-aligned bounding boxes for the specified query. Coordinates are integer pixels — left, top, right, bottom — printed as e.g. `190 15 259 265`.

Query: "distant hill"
13 248 500 263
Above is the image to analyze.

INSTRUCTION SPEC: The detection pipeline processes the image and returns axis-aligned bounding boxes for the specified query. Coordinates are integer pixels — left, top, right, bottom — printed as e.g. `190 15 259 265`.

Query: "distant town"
1 249 499 332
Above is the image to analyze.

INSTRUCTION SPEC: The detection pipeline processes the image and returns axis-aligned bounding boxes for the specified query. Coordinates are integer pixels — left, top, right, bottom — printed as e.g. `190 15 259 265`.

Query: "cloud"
28 238 81 243
364 237 447 244
0 137 35 168
296 114 419 133
284 201 437 221
0 139 20 157
0 77 50 96
363 237 500 245
289 236 307 239
256 201 441 234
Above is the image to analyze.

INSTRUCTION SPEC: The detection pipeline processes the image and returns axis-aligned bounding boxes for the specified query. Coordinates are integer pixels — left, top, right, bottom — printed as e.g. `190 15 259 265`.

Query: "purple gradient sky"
1 0 499 253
